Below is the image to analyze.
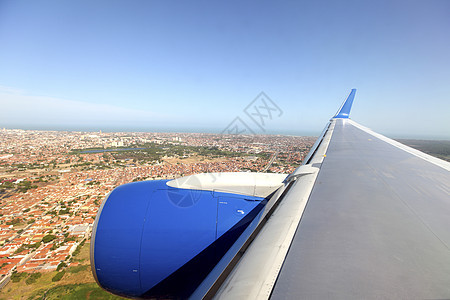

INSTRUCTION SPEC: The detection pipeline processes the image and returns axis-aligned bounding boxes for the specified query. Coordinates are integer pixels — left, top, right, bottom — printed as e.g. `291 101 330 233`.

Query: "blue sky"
0 0 449 138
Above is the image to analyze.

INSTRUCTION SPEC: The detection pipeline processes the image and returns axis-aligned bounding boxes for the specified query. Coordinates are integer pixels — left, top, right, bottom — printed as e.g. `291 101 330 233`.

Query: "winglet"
334 89 356 118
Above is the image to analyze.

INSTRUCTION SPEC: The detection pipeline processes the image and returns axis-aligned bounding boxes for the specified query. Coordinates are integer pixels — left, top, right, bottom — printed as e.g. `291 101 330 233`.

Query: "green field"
27 283 123 300
0 242 125 300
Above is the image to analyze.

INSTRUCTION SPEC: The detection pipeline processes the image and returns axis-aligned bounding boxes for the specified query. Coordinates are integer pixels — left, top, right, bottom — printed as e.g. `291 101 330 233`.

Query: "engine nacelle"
90 173 286 298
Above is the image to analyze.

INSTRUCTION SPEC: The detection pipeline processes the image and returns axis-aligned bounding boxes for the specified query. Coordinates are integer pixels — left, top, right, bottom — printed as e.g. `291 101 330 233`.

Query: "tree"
51 271 65 282
25 272 41 285
11 272 26 283
42 234 57 243
56 262 67 271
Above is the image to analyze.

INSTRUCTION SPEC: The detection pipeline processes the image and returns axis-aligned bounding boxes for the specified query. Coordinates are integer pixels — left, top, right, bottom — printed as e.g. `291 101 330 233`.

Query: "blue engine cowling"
90 179 266 298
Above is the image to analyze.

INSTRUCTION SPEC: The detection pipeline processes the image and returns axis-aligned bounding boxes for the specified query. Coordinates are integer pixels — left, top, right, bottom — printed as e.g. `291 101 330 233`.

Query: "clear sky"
0 0 449 139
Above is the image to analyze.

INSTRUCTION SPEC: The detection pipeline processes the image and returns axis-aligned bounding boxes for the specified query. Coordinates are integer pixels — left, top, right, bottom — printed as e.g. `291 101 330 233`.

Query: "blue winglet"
334 89 356 118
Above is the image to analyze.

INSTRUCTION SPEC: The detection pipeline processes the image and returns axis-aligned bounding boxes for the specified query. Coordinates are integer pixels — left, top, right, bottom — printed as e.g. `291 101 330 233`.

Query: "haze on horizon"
0 1 449 140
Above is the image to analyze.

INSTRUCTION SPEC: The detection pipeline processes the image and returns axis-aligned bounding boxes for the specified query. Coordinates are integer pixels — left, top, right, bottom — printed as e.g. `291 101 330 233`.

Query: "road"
262 151 279 172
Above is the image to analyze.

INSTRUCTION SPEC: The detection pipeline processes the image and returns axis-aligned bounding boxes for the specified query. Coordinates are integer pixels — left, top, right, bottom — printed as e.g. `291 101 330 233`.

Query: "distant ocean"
1 124 321 137
3 124 449 140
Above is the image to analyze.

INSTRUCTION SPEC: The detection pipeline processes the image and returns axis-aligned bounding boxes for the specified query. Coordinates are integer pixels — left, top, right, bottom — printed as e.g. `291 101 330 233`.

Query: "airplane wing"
90 90 450 299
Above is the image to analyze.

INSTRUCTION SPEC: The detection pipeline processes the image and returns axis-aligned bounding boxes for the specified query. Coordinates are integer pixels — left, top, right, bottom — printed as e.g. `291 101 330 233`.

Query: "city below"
0 128 316 298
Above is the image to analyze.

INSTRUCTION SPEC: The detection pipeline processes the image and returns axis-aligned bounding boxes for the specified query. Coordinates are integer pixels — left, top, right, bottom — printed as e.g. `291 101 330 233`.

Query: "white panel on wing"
166 172 287 198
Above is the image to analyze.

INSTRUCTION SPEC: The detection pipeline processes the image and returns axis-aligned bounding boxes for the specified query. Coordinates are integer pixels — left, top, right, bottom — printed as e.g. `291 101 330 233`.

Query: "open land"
396 139 450 162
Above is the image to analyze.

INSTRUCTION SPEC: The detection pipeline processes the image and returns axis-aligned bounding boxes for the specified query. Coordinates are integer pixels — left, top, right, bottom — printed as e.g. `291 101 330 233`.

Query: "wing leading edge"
215 90 450 299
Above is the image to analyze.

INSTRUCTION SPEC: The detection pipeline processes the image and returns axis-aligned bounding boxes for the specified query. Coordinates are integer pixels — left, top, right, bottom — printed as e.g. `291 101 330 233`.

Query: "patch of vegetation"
86 180 100 186
29 242 41 249
25 272 42 285
28 283 123 300
255 152 271 159
196 146 241 158
42 234 57 243
71 240 85 257
17 180 38 193
67 264 89 274
14 241 41 254
11 271 27 282
56 262 67 271
64 236 77 243
0 181 14 189
46 210 57 216
51 271 65 282
58 208 71 215
6 218 21 226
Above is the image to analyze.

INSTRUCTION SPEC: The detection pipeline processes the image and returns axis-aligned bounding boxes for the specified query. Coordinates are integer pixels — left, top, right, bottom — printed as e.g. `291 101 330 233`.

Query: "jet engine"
90 172 285 298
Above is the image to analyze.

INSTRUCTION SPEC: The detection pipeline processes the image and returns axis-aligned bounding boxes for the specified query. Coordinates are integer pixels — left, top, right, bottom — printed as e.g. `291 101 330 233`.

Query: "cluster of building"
0 178 100 277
